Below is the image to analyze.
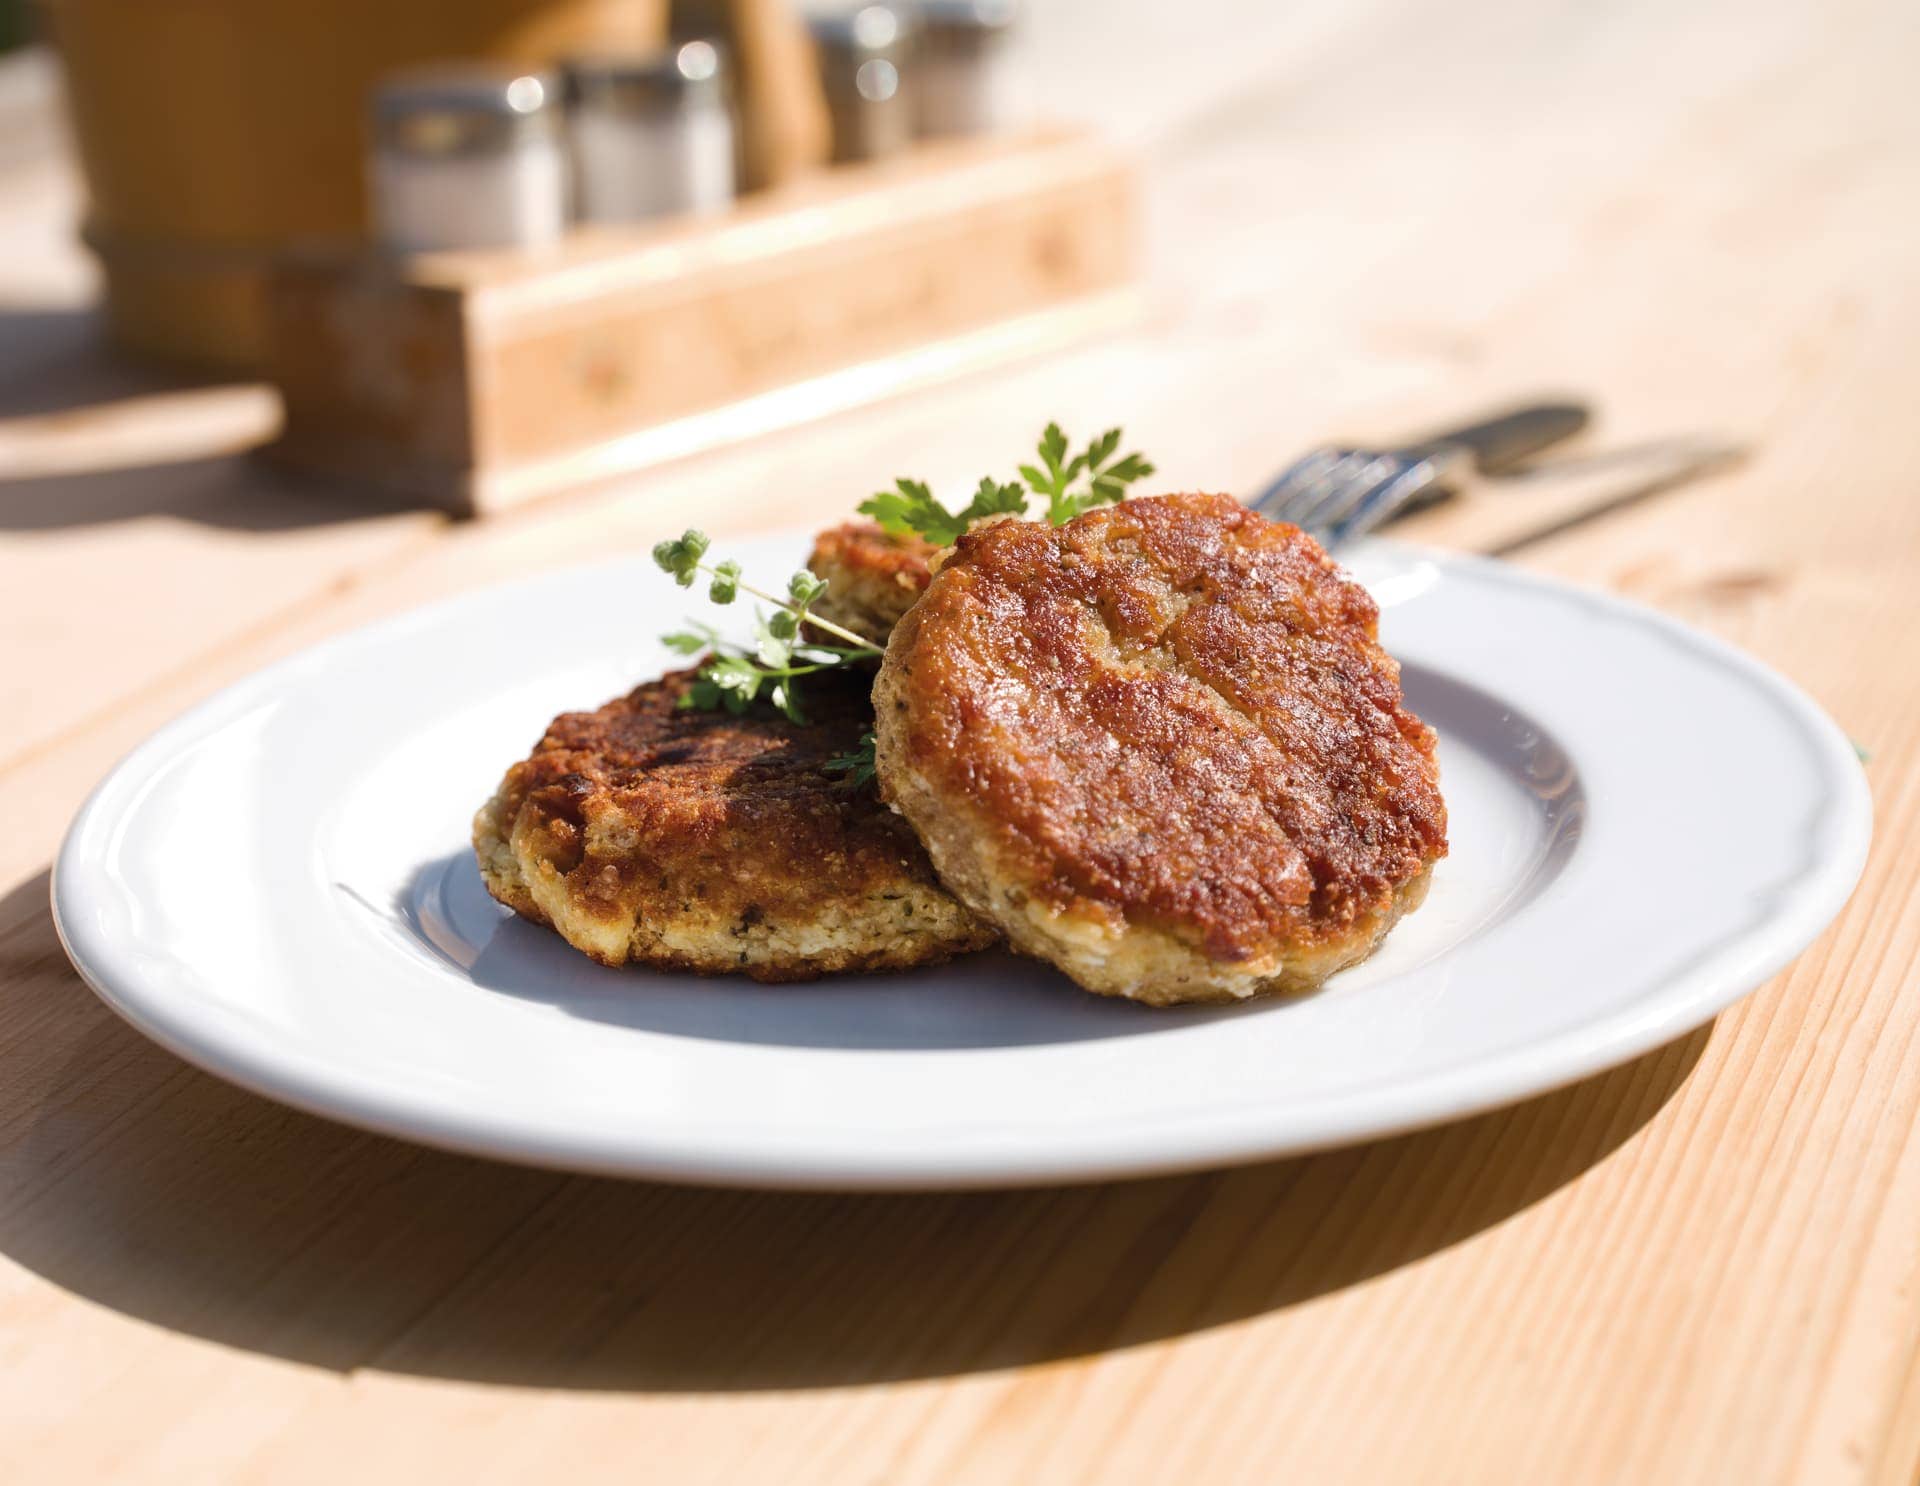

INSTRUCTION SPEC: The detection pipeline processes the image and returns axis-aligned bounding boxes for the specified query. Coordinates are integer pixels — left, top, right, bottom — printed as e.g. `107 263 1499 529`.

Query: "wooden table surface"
4 2 1918 1480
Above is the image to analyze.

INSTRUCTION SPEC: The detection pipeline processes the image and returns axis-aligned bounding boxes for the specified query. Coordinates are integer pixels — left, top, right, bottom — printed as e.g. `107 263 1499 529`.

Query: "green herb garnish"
855 423 1155 546
651 531 881 725
824 732 878 790
860 476 1027 546
650 420 1155 775
1019 423 1156 525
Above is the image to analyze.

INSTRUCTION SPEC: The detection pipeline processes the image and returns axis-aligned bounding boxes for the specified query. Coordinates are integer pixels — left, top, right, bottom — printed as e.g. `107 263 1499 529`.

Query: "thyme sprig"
652 531 881 723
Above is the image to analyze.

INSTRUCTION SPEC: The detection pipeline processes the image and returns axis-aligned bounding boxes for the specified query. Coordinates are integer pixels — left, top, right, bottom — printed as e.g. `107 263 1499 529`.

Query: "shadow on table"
0 305 186 419
0 452 439 533
0 303 438 532
0 868 1710 1392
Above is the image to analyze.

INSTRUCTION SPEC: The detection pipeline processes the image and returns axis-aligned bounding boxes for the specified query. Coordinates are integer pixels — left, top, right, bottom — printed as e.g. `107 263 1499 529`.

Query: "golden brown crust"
806 520 940 643
871 494 1447 1003
473 667 996 981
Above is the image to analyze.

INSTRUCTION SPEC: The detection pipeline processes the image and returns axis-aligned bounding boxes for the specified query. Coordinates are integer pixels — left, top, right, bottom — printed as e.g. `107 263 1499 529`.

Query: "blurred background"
4 1 1086 435
0 0 1908 756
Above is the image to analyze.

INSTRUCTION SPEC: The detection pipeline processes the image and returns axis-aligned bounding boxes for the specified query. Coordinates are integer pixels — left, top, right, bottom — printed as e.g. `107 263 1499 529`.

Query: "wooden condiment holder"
262 128 1138 515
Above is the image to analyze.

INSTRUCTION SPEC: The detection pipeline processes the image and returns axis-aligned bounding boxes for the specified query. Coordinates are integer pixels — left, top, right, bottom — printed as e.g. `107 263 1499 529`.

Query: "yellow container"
43 0 667 370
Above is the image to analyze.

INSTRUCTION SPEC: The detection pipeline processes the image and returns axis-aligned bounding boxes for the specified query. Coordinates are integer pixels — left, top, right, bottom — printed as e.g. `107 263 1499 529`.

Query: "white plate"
53 538 1871 1189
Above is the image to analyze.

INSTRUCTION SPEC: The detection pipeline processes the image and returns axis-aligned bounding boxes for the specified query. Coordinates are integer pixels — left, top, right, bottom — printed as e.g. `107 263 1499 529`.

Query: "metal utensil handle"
1406 401 1590 474
1389 400 1591 516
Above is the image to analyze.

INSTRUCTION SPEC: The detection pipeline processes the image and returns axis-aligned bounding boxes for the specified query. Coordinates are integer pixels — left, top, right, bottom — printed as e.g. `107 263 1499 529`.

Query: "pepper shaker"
914 0 1018 138
368 66 567 255
672 0 833 190
810 4 913 164
566 41 738 224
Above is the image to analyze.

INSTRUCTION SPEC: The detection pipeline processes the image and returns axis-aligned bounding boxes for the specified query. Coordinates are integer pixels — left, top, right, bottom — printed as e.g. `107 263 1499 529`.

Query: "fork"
1250 402 1591 548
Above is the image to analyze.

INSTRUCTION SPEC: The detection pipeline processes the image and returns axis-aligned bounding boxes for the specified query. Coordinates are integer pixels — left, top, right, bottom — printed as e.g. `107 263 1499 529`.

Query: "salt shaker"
914 0 1018 138
566 41 738 224
810 4 913 164
368 66 567 255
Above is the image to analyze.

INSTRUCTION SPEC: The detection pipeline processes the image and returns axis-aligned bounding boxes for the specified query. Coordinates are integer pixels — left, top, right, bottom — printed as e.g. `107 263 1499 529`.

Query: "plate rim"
51 542 1875 1189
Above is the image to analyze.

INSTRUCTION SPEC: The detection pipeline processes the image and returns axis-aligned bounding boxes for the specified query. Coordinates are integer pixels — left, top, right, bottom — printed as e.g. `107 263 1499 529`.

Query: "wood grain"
3 0 1919 1480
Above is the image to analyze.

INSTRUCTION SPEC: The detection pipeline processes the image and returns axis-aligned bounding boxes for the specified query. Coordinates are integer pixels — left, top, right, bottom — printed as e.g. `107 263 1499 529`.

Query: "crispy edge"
473 675 996 983
807 520 939 644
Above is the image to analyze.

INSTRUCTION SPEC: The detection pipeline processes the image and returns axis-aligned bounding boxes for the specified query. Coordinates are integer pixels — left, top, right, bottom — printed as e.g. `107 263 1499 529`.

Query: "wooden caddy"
263 128 1139 514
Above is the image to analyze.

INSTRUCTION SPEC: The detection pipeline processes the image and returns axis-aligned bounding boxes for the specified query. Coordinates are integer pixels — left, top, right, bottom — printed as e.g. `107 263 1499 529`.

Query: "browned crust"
473 667 996 981
871 494 1447 1000
806 520 940 643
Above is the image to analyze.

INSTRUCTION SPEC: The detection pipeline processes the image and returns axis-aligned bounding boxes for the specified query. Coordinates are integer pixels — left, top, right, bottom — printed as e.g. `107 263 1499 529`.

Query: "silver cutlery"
1250 401 1591 547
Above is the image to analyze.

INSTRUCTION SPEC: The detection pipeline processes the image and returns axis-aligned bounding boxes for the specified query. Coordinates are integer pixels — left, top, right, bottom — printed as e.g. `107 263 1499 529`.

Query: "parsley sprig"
823 732 878 790
857 423 1155 546
861 476 1027 546
652 531 881 723
1020 423 1156 525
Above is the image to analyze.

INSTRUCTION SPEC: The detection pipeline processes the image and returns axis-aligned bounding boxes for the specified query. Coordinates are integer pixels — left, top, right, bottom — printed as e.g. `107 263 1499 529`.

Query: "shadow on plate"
391 664 1583 1054
393 850 1239 1050
1 867 1710 1392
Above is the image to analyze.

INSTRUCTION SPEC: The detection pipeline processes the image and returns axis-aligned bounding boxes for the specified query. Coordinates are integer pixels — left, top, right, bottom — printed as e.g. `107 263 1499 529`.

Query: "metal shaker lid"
811 3 913 111
371 65 559 156
810 4 913 63
919 0 1018 35
563 40 730 114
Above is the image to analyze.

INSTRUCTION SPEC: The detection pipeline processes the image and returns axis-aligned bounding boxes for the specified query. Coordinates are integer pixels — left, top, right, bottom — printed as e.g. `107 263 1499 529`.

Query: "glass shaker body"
812 5 913 164
915 0 1018 138
567 41 737 224
369 68 567 254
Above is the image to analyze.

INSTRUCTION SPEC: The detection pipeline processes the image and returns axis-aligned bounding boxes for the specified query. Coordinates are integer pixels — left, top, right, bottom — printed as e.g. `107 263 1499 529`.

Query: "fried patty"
806 520 940 644
474 667 996 981
872 493 1447 1005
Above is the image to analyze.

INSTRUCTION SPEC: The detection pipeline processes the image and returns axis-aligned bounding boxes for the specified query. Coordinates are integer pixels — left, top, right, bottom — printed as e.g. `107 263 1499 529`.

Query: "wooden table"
3 2 1917 1479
